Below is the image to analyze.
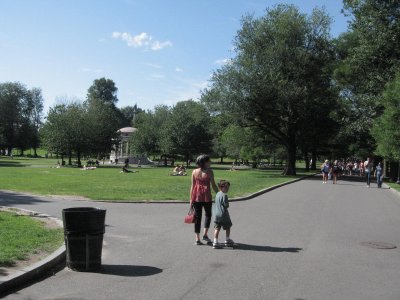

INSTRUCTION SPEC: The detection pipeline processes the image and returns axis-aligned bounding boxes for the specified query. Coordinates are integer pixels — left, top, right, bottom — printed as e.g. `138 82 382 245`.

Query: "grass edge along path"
0 210 64 267
387 182 400 192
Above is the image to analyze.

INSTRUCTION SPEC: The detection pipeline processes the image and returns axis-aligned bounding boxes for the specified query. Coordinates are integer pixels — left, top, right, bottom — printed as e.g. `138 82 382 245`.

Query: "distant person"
331 160 340 184
121 166 132 173
321 160 330 184
137 159 142 168
374 162 384 188
124 158 129 168
190 154 218 245
213 180 234 249
359 161 364 177
95 160 100 167
364 157 372 188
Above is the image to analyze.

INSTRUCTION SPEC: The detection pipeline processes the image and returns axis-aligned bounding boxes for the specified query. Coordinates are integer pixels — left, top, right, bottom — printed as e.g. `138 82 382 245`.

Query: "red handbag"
184 207 196 224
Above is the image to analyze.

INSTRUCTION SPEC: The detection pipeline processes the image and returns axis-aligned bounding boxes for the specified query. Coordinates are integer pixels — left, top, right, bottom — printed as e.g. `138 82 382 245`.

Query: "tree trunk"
7 146 12 156
311 151 317 170
220 156 224 164
282 139 296 176
68 151 72 165
304 152 309 172
397 161 400 184
33 147 37 157
77 149 82 168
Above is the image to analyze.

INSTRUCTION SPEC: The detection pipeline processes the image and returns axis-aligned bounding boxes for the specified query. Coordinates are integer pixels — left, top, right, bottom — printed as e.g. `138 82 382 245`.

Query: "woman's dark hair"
196 154 210 169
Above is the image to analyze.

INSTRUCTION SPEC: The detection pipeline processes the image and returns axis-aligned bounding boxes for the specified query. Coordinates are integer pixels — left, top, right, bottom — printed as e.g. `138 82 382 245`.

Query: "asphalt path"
1 176 400 300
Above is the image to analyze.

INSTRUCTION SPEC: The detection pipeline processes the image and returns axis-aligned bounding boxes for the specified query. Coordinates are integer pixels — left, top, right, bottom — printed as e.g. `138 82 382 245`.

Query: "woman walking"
331 160 340 184
321 160 330 184
375 162 384 188
190 154 219 245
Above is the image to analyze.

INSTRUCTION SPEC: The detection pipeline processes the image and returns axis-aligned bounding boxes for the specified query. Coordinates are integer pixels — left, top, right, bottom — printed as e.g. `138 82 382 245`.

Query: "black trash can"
62 207 106 271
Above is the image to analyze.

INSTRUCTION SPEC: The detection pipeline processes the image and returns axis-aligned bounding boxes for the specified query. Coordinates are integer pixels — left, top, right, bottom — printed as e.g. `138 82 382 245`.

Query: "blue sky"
0 0 349 112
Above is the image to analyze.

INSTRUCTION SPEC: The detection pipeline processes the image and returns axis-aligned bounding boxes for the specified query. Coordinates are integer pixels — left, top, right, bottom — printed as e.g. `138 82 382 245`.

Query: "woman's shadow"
235 243 302 253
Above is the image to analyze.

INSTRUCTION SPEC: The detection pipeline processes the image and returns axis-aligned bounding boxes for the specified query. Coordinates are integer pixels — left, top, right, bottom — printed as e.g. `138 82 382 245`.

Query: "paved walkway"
1 177 400 300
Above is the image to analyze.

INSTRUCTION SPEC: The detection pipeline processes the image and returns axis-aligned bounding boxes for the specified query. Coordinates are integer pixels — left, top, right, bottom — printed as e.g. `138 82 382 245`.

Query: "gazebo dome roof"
118 127 138 134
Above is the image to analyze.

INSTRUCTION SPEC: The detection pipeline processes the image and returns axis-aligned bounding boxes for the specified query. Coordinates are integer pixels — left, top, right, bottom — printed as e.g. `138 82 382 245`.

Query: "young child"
213 180 234 249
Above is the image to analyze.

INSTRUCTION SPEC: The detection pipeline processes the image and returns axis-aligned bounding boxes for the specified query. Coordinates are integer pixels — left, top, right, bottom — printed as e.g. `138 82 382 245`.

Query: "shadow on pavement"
0 190 50 206
100 265 162 277
235 243 302 253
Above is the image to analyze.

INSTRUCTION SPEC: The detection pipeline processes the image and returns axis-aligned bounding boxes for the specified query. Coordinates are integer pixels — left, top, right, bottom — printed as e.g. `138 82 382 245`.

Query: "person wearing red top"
190 154 218 245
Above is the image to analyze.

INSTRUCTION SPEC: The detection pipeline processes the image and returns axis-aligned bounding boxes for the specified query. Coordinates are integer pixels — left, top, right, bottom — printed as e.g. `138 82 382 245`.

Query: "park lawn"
387 182 400 192
0 157 312 201
0 211 63 267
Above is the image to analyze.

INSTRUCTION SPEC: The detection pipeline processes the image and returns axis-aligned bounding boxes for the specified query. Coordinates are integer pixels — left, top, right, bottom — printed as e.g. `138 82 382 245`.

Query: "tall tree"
334 0 400 156
120 104 143 127
87 78 118 105
86 78 121 159
129 105 170 157
371 73 400 181
27 88 44 156
0 82 27 155
202 5 335 175
41 104 70 161
42 102 90 166
164 100 212 162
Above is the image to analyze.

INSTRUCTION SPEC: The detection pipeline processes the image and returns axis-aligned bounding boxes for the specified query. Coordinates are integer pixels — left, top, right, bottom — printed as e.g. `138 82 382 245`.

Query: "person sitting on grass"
213 180 234 249
80 165 96 171
170 165 187 176
121 166 137 173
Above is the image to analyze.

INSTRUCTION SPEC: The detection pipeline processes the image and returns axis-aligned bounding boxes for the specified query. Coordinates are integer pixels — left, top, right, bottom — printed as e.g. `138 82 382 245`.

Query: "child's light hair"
218 180 231 189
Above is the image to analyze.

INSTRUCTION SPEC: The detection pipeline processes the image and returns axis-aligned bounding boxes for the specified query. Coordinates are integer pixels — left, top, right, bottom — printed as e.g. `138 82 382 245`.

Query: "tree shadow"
0 190 50 206
99 265 163 277
235 243 302 253
0 161 28 167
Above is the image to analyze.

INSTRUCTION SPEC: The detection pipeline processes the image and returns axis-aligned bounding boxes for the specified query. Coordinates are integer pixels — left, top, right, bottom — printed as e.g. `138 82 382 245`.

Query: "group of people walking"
321 157 384 188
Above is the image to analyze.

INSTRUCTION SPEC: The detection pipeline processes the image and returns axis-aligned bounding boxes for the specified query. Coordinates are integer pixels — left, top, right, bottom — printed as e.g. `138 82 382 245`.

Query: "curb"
230 173 317 202
383 183 400 198
0 207 65 296
90 173 318 204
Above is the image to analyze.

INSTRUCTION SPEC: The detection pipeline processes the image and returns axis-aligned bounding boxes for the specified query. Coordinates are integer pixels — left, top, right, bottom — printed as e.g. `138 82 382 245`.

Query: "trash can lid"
62 207 106 213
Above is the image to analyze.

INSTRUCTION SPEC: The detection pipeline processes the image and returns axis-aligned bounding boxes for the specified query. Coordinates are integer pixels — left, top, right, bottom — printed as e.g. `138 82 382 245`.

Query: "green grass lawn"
0 211 63 267
387 182 400 192
0 157 312 201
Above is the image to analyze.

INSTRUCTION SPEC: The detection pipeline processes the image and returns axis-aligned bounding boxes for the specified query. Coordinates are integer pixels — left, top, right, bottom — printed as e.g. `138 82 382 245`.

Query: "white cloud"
215 58 232 66
175 67 183 72
112 31 172 51
151 40 173 51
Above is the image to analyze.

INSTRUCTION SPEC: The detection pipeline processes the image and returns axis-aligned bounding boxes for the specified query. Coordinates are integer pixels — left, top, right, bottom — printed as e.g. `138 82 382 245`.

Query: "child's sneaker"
195 240 204 246
225 239 235 246
213 242 222 249
202 236 212 244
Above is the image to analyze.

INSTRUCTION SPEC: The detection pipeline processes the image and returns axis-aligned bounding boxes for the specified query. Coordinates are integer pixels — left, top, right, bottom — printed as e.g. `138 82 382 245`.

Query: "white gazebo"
109 127 153 165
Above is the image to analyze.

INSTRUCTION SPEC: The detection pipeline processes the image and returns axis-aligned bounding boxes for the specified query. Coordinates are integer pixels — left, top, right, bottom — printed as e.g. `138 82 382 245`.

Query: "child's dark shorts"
214 221 232 230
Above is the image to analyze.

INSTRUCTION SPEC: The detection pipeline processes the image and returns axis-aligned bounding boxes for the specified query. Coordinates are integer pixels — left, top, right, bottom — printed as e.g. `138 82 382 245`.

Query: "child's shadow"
235 243 302 253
